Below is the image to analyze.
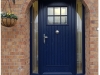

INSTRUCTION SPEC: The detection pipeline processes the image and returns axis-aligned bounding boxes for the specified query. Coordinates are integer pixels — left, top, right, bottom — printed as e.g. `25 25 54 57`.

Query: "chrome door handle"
44 34 48 44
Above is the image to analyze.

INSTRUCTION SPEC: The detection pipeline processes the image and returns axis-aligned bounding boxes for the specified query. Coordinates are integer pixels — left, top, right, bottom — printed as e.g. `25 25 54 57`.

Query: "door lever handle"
44 34 48 44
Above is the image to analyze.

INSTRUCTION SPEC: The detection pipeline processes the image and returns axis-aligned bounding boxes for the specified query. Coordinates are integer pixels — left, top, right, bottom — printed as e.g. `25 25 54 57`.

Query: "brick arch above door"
21 0 91 14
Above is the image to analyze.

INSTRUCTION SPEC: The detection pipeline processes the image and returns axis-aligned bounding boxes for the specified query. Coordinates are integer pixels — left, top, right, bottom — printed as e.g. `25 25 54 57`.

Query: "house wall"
1 0 98 75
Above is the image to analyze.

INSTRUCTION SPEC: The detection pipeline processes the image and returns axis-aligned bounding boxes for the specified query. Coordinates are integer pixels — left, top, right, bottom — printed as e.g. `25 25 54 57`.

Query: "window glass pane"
61 16 67 24
48 16 53 24
48 7 53 15
76 0 83 73
54 7 60 15
54 16 60 24
32 1 38 73
61 7 67 15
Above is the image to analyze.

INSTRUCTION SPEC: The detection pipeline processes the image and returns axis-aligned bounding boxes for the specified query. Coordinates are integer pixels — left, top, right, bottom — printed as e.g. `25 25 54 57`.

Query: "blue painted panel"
38 1 76 75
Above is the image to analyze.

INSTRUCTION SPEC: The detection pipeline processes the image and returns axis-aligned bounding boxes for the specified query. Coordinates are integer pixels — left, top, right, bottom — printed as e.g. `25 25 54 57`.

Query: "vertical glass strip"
32 1 38 73
76 0 83 73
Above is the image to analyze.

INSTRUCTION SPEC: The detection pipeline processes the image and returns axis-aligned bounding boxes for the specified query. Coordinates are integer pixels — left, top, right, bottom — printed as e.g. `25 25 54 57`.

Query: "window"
47 7 67 25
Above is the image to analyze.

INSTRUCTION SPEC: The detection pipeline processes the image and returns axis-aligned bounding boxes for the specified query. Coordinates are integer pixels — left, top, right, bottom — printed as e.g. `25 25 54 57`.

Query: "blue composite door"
39 1 76 75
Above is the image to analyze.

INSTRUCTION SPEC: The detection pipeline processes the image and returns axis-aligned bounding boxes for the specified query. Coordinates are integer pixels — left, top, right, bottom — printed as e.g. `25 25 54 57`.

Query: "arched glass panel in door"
32 1 38 73
76 0 84 74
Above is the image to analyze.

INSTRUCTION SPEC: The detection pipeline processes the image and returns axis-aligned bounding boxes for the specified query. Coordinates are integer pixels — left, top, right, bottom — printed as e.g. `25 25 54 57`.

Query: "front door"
39 1 76 75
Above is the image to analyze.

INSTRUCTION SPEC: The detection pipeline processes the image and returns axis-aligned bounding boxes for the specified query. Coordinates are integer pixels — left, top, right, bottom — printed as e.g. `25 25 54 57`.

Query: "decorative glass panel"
61 7 67 15
32 1 38 73
48 16 53 24
48 7 53 15
54 16 60 24
61 16 67 24
76 0 83 73
54 7 60 15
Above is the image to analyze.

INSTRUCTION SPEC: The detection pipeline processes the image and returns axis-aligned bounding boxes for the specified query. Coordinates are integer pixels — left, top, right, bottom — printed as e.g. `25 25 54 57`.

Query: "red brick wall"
1 0 98 75
84 8 90 75
82 0 98 75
